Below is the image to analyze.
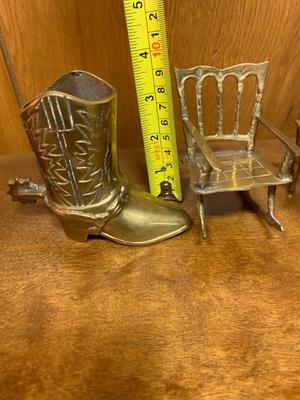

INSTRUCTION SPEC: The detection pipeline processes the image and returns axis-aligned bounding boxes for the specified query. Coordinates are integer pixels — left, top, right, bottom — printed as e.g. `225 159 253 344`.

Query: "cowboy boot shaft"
21 72 120 209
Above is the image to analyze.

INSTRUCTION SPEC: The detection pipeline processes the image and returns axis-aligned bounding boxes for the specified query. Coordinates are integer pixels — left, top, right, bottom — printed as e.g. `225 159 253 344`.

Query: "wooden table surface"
0 144 300 399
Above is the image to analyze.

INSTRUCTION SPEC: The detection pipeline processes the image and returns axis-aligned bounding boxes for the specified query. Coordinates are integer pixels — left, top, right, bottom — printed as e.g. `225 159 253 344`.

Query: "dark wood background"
1 0 300 155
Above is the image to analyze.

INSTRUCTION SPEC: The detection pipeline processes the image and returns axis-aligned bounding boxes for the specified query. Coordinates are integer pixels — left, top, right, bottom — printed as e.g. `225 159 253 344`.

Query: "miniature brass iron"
175 62 300 238
9 71 191 244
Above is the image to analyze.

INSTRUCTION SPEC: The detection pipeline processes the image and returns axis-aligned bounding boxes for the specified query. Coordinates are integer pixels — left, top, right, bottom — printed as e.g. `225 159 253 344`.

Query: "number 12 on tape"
124 0 182 201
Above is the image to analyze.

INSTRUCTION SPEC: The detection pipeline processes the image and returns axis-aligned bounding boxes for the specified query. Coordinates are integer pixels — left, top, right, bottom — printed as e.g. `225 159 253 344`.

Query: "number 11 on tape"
124 0 182 201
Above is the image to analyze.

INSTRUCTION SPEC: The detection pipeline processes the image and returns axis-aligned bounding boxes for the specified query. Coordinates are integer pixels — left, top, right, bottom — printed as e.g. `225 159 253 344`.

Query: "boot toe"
100 190 191 245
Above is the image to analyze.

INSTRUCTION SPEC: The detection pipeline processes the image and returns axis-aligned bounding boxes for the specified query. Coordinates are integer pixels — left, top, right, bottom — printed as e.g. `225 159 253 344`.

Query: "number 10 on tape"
124 0 182 201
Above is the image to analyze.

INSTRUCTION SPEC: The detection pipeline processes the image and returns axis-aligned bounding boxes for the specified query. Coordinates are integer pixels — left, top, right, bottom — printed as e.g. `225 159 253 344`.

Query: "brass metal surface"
8 71 191 244
175 62 300 238
190 150 291 194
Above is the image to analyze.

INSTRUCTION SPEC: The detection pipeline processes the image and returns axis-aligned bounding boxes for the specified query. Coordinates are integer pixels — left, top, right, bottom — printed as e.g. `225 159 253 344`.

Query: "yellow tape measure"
124 0 182 201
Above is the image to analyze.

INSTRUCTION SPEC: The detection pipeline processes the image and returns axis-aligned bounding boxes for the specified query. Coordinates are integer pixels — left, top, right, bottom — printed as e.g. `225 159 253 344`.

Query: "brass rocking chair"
175 62 300 238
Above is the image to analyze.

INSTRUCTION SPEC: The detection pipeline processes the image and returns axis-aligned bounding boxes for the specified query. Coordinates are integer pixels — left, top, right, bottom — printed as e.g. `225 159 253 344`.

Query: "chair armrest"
258 116 300 156
183 120 223 172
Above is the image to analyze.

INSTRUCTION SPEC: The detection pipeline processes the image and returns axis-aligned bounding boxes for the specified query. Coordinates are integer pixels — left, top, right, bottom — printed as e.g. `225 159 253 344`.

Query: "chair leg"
241 188 284 232
287 155 300 193
196 193 207 239
267 186 284 231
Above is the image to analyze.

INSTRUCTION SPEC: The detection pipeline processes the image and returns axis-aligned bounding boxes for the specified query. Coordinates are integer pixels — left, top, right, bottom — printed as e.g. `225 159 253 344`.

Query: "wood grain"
0 144 300 399
0 49 30 154
168 0 300 142
1 0 300 154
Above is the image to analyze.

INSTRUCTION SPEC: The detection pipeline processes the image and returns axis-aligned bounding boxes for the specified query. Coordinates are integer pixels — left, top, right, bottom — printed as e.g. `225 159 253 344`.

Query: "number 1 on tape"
124 0 182 201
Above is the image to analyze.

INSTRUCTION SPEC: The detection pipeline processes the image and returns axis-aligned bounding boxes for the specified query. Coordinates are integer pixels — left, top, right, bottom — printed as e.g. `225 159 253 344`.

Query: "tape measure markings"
143 16 164 171
124 0 182 200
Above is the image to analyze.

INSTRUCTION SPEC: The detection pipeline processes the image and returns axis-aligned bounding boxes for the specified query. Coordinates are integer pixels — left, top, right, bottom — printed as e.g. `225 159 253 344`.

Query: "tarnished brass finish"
8 177 46 202
175 62 300 238
9 71 191 244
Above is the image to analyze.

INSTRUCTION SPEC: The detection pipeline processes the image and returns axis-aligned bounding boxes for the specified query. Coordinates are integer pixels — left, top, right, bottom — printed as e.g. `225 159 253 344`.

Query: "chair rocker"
175 62 300 238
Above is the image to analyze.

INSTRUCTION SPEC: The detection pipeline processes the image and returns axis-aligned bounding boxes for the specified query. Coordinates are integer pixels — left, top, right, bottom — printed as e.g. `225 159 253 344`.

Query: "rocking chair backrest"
175 62 269 154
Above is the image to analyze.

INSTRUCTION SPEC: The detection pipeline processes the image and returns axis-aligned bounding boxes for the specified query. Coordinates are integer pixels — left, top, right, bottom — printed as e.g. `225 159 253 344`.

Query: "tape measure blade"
124 0 182 201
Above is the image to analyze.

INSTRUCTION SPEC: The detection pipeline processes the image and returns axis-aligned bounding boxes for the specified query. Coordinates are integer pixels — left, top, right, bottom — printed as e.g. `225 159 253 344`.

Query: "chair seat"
189 150 292 194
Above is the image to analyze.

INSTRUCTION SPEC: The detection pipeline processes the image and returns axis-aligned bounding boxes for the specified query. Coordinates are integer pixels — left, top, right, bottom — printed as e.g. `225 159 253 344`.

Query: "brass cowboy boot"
8 71 191 244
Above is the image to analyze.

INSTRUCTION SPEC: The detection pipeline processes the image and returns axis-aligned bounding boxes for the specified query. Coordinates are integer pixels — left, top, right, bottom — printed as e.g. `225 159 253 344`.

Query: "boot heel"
62 226 89 242
60 220 96 242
